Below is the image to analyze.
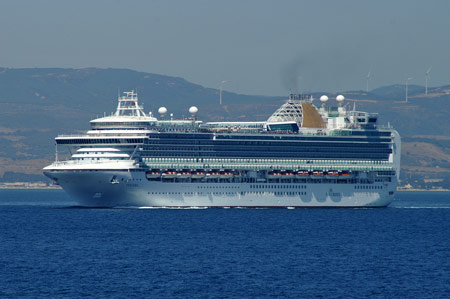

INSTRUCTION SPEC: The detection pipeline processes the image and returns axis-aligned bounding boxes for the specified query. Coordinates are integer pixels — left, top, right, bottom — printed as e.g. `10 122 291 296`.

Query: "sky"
1 0 450 96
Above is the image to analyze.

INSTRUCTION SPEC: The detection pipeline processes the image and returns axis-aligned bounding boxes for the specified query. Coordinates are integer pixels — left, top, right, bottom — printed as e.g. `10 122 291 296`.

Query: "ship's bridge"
90 90 158 130
90 116 157 130
71 147 130 160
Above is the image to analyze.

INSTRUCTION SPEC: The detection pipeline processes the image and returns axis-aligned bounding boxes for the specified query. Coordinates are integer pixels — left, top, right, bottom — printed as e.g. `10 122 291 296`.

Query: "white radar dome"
320 95 329 103
336 95 345 102
158 107 167 115
189 106 198 115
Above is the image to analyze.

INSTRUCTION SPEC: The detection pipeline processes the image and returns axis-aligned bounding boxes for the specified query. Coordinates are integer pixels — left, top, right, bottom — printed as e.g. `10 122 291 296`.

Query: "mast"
114 90 147 117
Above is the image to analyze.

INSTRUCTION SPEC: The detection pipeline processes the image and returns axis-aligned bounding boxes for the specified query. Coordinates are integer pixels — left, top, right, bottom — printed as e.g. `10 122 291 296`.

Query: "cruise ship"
43 91 401 208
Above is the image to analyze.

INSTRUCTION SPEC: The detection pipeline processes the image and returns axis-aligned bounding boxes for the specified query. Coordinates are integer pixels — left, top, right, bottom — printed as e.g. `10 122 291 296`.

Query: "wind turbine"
366 71 371 93
405 77 413 103
219 80 228 105
425 66 432 96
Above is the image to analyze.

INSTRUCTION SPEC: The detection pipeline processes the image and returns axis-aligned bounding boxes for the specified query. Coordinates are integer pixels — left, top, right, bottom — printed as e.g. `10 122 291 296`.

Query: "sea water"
1 190 449 298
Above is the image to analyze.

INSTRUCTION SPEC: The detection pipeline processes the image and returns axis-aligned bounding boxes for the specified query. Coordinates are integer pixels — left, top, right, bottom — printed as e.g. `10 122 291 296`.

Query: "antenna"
319 95 328 107
425 66 432 96
366 71 371 92
158 107 167 119
336 95 345 106
189 106 198 121
405 77 413 103
297 76 303 93
219 80 228 105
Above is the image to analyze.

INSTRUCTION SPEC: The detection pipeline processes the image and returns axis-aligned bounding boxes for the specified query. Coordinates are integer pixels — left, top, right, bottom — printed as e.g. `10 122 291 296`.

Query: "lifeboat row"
146 169 353 180
267 171 295 179
267 170 352 179
146 169 241 180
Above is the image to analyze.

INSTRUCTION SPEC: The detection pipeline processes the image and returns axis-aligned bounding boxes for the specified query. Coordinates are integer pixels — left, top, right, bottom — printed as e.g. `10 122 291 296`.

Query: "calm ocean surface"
1 190 450 298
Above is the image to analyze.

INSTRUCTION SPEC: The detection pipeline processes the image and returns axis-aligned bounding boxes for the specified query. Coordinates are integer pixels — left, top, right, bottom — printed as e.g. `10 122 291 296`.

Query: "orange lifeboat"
311 170 324 178
326 170 339 179
296 170 310 178
281 171 295 178
191 170 206 179
162 170 177 179
267 171 282 179
145 169 161 179
338 171 352 179
177 170 191 179
219 170 234 179
206 170 220 179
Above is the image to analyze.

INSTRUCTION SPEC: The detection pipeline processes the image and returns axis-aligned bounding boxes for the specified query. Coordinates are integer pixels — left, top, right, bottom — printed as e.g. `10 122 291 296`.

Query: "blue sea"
1 190 450 298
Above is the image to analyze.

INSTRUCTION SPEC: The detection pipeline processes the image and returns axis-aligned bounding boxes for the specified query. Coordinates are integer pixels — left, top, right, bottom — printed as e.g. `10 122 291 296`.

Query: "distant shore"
397 188 450 192
0 186 62 190
0 184 61 190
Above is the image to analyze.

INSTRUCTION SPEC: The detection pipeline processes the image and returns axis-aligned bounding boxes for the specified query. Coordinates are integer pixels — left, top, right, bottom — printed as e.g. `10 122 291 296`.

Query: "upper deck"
85 92 386 136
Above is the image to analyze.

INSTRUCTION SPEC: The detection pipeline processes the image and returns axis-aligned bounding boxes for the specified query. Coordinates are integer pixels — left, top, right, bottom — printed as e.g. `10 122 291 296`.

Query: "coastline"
397 188 450 192
0 187 62 190
0 184 61 190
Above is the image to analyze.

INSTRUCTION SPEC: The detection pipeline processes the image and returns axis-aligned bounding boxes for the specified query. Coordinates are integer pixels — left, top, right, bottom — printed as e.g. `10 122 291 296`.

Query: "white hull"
45 170 397 208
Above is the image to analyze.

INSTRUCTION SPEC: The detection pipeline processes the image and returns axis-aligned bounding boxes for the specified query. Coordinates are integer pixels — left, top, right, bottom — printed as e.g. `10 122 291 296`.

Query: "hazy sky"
1 0 449 96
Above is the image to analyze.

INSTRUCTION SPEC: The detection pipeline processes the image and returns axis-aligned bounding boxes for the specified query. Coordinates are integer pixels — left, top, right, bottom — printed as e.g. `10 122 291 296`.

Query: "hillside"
1 67 449 189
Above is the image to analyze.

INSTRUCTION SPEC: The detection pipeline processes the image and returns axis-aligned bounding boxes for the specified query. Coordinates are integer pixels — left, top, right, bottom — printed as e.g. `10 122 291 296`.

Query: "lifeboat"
145 169 161 179
162 170 177 179
296 170 310 178
281 171 295 177
311 170 324 178
177 170 191 179
219 170 234 179
326 170 339 179
206 170 220 179
191 169 206 179
338 170 352 179
267 171 282 179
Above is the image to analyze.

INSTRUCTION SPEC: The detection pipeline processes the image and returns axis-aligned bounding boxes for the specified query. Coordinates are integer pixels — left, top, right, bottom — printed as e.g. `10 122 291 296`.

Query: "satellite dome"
320 95 329 103
189 106 198 115
336 95 345 102
158 107 167 115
